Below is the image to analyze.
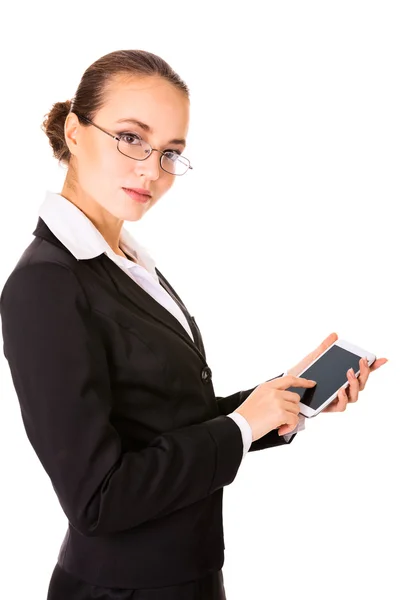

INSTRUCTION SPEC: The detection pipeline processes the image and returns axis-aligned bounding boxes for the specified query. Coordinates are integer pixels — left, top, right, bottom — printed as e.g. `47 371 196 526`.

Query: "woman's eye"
120 133 142 145
164 150 181 161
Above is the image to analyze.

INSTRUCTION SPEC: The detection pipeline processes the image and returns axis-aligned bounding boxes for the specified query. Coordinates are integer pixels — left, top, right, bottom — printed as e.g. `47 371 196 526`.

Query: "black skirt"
46 562 227 600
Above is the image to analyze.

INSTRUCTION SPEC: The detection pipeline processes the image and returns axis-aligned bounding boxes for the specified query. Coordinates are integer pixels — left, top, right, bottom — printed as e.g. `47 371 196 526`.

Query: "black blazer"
0 217 296 589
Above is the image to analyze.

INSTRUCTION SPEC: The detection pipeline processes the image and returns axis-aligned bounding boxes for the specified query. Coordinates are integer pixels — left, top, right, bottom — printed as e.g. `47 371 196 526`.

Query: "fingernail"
349 368 355 378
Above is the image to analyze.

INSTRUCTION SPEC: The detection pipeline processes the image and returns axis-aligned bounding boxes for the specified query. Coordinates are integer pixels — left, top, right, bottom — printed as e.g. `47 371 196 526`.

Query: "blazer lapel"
155 268 205 357
99 257 206 361
32 217 206 362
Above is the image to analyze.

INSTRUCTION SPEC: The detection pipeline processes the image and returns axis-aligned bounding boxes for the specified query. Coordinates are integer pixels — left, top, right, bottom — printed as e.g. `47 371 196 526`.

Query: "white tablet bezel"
298 339 376 418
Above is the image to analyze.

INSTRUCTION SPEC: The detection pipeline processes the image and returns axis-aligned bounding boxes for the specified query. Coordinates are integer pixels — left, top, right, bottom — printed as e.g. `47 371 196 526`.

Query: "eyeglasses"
75 113 193 176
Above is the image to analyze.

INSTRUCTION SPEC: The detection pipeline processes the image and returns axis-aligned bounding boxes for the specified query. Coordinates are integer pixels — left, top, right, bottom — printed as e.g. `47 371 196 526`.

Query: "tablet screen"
288 345 362 410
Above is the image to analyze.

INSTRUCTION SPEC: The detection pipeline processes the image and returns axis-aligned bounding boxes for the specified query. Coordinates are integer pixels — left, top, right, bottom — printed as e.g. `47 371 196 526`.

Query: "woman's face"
64 74 190 222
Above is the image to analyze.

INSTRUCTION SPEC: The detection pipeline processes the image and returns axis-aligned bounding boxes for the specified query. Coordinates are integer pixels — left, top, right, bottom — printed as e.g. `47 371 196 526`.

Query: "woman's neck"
118 248 138 263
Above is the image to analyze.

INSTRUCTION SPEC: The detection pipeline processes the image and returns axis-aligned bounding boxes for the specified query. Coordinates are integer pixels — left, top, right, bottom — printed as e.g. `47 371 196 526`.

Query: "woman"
0 49 387 600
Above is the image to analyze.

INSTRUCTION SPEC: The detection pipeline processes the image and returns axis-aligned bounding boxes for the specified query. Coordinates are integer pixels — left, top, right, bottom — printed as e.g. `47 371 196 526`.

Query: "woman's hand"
321 354 388 413
286 332 388 413
234 375 317 441
286 332 338 378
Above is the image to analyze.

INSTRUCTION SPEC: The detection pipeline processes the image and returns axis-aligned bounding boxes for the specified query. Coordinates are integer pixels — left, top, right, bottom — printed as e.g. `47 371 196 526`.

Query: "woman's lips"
122 187 152 204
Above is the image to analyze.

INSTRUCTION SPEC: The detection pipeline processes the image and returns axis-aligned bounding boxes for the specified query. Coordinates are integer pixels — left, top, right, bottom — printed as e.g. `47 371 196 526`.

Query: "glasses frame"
74 113 193 176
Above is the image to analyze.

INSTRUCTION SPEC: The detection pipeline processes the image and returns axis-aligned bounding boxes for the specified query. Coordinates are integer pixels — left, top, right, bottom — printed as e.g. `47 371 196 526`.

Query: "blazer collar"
32 215 206 361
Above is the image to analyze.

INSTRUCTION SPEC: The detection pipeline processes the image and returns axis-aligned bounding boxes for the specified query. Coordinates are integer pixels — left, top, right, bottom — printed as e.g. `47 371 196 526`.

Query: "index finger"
274 375 317 390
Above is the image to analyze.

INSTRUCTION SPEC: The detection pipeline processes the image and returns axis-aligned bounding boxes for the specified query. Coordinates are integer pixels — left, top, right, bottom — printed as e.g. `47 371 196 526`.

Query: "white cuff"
227 412 253 459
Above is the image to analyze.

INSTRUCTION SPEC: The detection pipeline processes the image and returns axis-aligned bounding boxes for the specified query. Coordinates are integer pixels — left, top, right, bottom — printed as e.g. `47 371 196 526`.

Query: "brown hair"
41 49 190 166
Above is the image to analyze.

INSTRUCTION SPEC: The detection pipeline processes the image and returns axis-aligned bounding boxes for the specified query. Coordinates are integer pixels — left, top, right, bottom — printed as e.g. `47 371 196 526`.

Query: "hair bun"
41 100 72 164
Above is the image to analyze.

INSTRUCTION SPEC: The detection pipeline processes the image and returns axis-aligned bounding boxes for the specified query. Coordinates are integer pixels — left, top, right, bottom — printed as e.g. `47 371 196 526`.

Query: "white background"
0 1 398 598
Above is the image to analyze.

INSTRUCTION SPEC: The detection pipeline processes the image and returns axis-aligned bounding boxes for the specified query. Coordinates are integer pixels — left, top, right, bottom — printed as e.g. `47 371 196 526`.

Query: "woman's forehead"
103 75 188 114
100 76 190 137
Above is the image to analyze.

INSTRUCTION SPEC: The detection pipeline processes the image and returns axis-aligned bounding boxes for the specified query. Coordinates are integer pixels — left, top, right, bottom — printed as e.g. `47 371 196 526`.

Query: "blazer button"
201 366 212 383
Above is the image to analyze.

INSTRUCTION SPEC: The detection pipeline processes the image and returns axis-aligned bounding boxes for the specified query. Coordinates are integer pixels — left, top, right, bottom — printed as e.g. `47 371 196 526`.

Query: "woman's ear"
64 112 80 157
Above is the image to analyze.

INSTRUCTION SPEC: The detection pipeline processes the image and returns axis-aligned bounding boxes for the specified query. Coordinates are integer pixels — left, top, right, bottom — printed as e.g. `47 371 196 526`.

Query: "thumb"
277 421 298 436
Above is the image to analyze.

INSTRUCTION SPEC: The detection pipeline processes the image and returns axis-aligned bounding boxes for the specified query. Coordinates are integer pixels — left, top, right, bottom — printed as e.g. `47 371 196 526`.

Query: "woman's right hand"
234 375 317 440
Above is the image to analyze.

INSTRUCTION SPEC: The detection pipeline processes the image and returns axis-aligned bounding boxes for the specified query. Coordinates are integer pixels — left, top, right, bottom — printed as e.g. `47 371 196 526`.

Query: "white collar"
38 191 158 279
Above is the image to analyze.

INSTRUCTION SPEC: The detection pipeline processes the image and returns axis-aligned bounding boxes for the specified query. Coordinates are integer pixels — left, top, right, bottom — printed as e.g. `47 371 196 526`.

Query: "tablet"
286 339 376 418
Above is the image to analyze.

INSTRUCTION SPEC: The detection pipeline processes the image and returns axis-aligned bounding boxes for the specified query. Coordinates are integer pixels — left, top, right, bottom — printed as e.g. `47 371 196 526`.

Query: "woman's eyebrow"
115 117 186 146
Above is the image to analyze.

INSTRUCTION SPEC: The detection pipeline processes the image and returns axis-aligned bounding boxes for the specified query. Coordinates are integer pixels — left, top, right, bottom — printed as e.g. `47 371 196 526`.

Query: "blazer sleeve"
0 263 244 537
215 379 297 451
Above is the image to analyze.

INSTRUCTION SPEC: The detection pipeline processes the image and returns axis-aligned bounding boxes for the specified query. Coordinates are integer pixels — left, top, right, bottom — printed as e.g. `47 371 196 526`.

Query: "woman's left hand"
286 332 388 413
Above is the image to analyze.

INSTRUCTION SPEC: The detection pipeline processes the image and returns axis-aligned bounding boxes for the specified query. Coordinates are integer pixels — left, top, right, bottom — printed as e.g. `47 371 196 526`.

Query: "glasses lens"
118 138 190 175
118 136 151 160
161 152 190 176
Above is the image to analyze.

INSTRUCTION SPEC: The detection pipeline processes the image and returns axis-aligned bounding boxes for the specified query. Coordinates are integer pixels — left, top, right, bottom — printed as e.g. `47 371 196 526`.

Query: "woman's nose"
134 149 161 180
